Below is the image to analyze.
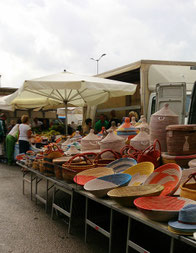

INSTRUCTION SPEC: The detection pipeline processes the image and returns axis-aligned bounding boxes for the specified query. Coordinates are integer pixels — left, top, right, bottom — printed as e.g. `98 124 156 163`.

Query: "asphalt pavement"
0 163 108 253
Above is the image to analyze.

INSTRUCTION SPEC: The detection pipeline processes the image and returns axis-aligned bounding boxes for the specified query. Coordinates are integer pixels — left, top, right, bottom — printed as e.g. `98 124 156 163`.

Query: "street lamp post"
90 54 106 74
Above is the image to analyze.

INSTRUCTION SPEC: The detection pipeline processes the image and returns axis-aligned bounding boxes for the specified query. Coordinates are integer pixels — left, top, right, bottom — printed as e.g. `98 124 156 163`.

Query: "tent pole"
64 102 68 135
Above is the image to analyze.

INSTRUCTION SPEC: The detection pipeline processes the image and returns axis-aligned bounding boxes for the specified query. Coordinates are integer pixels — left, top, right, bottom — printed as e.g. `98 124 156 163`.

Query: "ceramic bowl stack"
134 196 196 222
81 129 100 152
107 184 164 207
123 162 154 186
117 117 139 140
143 163 182 196
106 157 137 173
130 128 150 151
84 173 132 197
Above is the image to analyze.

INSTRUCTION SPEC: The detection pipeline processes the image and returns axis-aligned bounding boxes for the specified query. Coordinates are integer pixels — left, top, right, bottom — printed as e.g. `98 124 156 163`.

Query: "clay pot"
149 104 179 152
130 128 150 151
81 129 100 151
166 124 196 155
99 129 125 157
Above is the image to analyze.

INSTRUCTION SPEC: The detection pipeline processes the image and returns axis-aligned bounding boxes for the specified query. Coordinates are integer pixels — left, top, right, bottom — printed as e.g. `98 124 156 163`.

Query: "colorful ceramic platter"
73 167 114 186
134 196 196 222
106 157 137 173
143 163 182 196
123 162 154 186
84 173 132 197
107 184 164 207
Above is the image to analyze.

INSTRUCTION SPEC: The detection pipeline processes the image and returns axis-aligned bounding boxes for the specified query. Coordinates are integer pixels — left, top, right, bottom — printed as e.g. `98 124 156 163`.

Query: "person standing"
109 110 121 127
0 113 7 157
95 114 109 133
18 115 32 154
6 119 21 165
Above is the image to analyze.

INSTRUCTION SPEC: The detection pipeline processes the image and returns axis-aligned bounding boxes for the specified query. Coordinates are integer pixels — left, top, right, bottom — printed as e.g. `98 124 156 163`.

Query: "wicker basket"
54 165 63 180
107 184 164 207
62 153 95 181
180 173 196 201
94 149 120 167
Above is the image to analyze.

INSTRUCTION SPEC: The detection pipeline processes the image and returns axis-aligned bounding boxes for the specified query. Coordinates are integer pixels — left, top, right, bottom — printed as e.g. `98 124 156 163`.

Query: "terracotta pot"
99 129 125 157
149 104 179 152
81 129 100 151
130 128 150 151
166 124 196 155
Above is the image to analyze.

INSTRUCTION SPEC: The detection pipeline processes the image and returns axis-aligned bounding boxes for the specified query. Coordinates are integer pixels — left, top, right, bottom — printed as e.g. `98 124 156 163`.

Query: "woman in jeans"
19 115 32 154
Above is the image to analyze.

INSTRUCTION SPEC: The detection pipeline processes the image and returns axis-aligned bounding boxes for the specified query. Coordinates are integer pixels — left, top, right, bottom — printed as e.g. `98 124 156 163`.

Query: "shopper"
95 114 109 133
6 119 21 165
109 110 121 127
18 115 32 154
83 118 92 135
0 113 7 157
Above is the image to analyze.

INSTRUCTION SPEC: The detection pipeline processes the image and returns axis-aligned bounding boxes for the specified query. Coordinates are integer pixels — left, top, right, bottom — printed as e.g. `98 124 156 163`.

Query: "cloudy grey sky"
0 0 196 87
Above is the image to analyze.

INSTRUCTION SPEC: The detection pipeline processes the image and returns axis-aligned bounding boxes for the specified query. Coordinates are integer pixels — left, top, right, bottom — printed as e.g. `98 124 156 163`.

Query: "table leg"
35 176 38 205
126 217 131 253
109 209 113 253
68 190 74 234
170 237 174 253
84 197 88 243
51 185 56 220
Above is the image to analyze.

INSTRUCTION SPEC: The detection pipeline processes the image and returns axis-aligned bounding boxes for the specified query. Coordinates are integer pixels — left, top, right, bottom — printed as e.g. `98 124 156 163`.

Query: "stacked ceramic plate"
134 196 196 221
123 162 154 186
107 184 164 207
84 173 132 197
73 167 114 186
106 157 137 173
143 163 182 196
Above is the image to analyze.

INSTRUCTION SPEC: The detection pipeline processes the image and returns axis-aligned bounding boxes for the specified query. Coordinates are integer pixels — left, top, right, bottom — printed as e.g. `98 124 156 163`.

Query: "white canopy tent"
1 71 137 133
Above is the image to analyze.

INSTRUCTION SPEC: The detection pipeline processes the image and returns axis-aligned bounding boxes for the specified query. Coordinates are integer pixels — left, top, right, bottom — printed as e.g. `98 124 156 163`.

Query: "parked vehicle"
96 60 196 123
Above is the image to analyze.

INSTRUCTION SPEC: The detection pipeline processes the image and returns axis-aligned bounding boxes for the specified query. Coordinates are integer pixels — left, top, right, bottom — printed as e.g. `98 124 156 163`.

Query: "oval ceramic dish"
143 163 182 196
123 162 154 186
107 184 164 207
106 157 137 173
73 167 114 186
134 196 196 222
84 173 132 198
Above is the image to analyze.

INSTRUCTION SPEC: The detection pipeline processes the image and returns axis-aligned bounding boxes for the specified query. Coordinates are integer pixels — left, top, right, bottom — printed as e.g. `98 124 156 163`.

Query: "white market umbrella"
5 71 137 133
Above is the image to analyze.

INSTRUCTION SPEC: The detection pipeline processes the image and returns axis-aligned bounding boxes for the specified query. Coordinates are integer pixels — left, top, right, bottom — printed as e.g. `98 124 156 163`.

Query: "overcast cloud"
0 0 196 87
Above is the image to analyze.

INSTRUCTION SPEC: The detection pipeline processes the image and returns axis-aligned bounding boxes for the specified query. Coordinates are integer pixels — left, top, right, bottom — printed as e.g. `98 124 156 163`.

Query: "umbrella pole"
64 102 68 135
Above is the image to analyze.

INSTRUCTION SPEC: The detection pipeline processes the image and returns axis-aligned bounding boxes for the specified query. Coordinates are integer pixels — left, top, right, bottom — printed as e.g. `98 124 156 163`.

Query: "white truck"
96 60 196 123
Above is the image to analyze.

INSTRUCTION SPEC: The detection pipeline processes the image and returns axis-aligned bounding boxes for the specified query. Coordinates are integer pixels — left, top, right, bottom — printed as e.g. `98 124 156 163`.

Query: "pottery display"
81 129 100 151
61 136 72 151
136 118 149 134
97 127 108 138
161 152 196 168
71 131 82 142
99 129 125 157
117 117 139 140
188 159 196 168
166 124 196 155
131 116 137 126
130 128 150 151
65 145 80 156
149 104 179 152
